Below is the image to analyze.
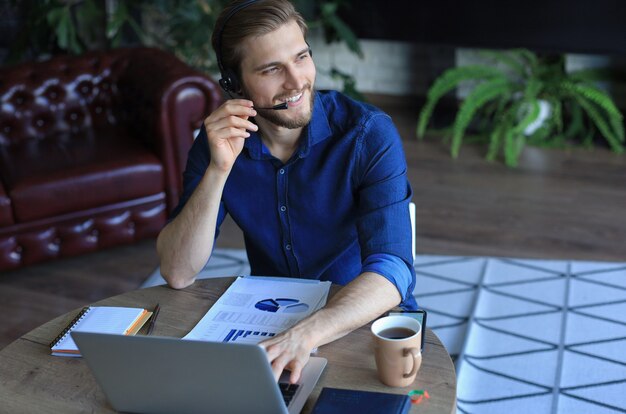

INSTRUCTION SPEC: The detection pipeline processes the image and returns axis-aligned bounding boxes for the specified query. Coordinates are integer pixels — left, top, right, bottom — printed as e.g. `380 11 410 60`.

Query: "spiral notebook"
50 306 152 357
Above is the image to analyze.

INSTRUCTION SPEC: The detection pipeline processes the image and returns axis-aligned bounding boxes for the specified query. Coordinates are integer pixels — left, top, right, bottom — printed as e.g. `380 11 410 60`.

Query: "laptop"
72 332 327 414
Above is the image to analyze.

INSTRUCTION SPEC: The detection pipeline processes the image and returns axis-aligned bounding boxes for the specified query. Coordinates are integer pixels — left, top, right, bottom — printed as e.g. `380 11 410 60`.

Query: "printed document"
183 276 331 344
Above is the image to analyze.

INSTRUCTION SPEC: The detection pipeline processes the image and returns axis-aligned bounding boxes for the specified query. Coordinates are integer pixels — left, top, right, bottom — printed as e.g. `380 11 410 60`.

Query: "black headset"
215 0 260 94
214 0 312 95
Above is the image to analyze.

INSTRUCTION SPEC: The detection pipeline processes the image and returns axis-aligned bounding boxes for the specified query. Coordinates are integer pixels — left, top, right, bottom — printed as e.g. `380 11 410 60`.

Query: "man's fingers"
220 100 257 118
205 118 258 143
266 348 307 384
224 99 255 108
206 115 257 133
271 357 289 382
288 360 304 384
209 124 255 140
263 342 293 381
259 334 311 384
263 342 284 363
203 101 256 133
224 115 258 131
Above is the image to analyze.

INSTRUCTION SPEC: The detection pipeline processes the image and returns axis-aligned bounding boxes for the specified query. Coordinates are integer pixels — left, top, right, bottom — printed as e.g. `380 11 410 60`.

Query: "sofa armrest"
0 180 13 226
117 48 223 213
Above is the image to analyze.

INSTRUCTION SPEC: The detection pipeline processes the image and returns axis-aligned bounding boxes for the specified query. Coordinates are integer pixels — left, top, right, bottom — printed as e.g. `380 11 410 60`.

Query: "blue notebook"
311 387 411 414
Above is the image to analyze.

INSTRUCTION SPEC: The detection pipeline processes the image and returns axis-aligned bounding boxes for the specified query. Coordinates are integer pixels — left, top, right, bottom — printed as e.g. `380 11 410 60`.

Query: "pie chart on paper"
254 298 310 313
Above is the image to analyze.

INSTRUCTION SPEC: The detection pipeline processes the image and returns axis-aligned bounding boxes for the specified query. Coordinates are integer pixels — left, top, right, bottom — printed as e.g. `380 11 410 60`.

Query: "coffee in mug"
378 327 417 340
371 315 422 387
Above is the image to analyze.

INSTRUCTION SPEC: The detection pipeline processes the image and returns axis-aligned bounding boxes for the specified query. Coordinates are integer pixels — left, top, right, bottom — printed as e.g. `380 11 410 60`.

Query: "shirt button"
279 169 285 175
285 244 292 251
280 206 286 212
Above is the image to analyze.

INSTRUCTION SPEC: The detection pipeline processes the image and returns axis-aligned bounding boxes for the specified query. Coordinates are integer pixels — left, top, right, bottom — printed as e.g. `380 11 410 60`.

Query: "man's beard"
246 85 315 129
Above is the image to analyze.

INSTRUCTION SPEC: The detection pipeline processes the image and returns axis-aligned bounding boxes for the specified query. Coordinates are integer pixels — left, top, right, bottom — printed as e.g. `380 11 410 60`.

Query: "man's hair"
212 0 308 78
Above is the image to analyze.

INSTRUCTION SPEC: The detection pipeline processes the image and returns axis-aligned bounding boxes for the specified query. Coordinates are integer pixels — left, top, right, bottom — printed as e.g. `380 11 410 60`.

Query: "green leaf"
527 122 554 146
106 1 129 41
562 81 623 119
47 8 65 44
582 125 595 148
549 98 563 133
486 117 509 161
125 15 147 44
609 114 625 143
516 49 539 68
513 99 540 135
49 6 81 54
504 130 525 167
417 65 507 138
523 77 543 101
329 68 367 102
564 101 584 139
574 95 624 153
46 5 64 27
322 11 363 57
74 0 102 46
451 78 513 157
321 1 339 15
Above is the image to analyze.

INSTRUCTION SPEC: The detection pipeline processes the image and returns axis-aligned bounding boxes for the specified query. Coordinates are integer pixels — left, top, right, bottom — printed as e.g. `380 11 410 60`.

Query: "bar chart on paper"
223 329 276 344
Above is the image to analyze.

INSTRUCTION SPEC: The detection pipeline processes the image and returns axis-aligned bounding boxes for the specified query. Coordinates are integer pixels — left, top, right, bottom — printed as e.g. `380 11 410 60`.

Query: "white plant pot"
522 99 552 136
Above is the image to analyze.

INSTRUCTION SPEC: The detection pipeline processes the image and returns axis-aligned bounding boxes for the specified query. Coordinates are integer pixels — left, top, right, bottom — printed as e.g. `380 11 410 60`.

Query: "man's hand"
258 324 315 384
258 273 402 384
204 99 258 173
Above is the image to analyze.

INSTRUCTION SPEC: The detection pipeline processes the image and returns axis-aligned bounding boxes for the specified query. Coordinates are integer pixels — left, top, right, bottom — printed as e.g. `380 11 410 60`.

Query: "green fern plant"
416 49 625 167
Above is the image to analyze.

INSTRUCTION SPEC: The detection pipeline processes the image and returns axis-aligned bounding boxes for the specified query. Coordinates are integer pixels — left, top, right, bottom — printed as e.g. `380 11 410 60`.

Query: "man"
156 0 417 384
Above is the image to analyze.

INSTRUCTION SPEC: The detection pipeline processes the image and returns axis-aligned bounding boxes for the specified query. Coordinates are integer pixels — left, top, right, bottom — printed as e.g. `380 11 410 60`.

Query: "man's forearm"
156 166 229 289
293 272 402 349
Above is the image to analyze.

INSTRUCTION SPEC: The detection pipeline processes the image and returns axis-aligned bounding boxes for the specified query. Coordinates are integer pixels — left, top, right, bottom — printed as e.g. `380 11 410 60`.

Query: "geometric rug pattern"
142 251 626 414
414 256 626 414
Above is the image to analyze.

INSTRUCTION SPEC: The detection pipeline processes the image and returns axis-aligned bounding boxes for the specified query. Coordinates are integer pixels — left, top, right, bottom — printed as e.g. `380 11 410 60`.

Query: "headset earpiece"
216 0 260 95
219 68 241 94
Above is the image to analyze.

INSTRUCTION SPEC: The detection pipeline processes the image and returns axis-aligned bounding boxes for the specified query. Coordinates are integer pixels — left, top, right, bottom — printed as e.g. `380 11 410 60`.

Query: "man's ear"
236 79 248 99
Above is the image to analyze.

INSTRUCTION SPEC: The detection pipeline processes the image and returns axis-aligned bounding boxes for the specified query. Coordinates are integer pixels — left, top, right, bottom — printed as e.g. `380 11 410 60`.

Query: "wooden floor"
1 94 625 350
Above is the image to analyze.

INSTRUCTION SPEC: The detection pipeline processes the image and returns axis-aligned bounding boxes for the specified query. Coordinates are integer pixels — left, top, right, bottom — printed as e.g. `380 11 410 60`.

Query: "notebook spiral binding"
49 307 91 348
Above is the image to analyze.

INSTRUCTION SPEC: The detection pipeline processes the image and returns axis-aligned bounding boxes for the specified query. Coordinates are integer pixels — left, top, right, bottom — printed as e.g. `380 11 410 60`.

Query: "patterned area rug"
143 251 626 414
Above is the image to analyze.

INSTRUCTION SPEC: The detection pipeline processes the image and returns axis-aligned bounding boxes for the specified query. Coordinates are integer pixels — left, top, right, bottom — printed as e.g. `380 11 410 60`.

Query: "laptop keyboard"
279 382 300 406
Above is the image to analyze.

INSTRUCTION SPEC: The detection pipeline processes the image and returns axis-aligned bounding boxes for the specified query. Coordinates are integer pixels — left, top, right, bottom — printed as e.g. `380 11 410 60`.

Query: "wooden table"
0 278 457 413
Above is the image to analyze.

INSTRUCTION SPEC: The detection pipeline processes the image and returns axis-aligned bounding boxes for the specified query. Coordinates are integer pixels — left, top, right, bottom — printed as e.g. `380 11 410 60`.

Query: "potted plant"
416 49 625 167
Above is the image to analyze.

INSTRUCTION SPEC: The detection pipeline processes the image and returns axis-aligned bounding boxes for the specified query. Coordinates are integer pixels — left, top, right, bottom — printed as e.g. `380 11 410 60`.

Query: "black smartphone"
386 309 427 351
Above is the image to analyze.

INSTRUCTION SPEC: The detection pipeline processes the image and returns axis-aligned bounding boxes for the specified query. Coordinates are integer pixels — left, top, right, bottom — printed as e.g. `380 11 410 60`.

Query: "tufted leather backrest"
0 48 221 270
0 49 133 147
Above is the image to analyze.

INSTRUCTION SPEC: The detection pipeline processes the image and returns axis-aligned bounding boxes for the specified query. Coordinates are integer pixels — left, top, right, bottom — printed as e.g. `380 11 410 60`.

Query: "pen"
146 303 160 336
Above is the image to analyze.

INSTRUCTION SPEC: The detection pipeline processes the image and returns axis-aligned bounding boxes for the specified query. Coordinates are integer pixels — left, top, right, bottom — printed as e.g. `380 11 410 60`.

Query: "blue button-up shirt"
171 90 417 309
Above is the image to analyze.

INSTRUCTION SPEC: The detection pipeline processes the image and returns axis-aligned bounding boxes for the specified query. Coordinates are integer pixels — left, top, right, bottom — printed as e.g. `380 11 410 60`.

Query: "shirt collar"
244 91 333 161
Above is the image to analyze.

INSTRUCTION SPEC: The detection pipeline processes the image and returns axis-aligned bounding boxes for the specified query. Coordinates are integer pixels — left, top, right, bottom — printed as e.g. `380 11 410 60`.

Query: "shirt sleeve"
168 126 228 240
354 112 417 309
362 253 418 310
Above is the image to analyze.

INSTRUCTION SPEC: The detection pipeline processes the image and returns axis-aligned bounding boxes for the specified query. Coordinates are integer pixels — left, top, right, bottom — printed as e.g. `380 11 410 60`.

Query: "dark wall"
341 0 626 56
0 0 19 64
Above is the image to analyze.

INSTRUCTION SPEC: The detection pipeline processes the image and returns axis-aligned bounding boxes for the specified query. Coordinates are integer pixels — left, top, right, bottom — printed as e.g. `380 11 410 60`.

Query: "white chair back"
409 201 416 262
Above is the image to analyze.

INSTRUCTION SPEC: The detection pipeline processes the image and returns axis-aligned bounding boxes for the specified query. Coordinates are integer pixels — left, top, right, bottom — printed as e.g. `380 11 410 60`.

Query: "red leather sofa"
0 48 222 270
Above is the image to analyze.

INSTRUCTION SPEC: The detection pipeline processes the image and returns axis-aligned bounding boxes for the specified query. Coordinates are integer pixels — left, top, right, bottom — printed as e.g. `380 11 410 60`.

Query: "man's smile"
281 91 304 106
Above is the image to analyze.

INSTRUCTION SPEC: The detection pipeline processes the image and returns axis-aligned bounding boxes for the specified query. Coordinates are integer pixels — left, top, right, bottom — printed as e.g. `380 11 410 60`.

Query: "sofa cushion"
0 128 164 222
0 180 13 226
